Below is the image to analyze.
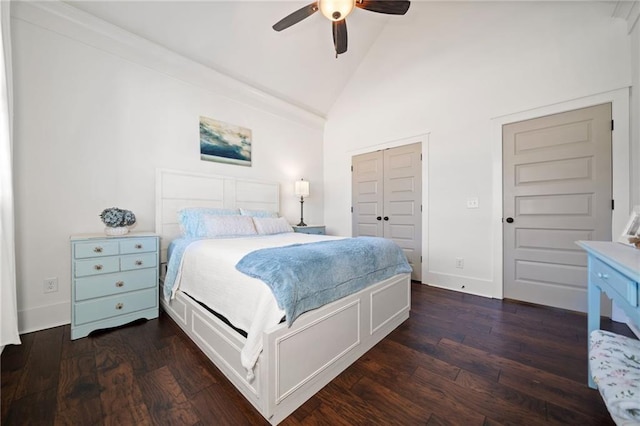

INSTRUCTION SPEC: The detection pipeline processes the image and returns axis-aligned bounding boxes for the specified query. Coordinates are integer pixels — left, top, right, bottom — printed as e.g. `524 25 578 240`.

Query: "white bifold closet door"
352 143 422 281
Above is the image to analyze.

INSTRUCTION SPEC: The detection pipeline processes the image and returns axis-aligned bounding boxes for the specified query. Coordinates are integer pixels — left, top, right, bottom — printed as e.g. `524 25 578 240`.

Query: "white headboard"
155 168 280 264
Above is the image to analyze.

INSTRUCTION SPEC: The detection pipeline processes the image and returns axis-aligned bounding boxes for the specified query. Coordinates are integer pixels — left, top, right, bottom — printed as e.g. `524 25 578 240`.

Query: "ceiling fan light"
319 0 355 21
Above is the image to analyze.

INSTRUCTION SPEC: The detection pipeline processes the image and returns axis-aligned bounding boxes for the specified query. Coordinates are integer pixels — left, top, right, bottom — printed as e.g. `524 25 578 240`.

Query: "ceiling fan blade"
332 19 348 55
273 2 319 31
355 0 410 15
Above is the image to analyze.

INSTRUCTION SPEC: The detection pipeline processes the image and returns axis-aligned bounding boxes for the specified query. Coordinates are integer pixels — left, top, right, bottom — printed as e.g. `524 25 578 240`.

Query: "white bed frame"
155 168 411 424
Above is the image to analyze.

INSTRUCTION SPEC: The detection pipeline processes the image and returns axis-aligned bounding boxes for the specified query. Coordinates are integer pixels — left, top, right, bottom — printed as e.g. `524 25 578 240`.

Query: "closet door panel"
352 151 384 237
383 143 422 281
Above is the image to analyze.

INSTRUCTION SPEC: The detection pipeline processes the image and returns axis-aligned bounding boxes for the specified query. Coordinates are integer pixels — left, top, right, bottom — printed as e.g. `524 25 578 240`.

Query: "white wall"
324 2 634 298
11 2 325 333
632 16 640 208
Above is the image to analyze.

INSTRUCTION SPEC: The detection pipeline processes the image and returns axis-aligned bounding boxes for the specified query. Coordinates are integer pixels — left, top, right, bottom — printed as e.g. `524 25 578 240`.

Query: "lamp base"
297 197 307 227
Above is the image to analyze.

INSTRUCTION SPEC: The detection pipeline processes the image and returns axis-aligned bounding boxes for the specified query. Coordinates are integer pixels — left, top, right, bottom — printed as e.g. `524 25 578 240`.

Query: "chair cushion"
589 329 640 425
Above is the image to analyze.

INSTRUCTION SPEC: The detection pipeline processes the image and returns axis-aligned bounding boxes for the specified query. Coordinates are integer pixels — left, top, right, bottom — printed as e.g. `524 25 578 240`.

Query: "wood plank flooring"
2 283 634 425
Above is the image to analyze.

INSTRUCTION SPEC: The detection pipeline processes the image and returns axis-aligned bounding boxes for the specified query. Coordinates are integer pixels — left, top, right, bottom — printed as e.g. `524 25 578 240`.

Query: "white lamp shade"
319 0 355 21
295 180 310 197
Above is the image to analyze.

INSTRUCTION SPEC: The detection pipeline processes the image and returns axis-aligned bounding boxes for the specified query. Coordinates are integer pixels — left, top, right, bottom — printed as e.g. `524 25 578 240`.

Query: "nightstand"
292 225 326 235
70 232 160 339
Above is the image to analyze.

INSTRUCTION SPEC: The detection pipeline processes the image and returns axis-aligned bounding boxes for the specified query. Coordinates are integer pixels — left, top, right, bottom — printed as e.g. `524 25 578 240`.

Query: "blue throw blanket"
163 237 201 301
235 236 412 326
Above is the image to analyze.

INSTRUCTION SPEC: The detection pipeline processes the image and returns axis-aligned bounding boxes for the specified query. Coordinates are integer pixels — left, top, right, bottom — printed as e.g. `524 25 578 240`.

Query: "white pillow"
253 217 293 235
202 215 257 238
239 208 279 218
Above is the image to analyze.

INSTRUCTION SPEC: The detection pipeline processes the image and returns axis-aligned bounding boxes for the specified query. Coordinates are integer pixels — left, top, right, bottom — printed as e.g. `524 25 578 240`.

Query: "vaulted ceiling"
63 1 630 119
64 1 405 118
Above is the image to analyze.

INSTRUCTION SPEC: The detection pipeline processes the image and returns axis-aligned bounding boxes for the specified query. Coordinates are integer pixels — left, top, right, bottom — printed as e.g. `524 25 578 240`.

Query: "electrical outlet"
44 277 58 293
455 258 464 269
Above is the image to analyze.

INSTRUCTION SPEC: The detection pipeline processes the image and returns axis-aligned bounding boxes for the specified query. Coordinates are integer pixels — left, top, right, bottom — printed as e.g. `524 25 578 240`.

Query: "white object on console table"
292 225 326 235
70 232 160 339
576 240 640 388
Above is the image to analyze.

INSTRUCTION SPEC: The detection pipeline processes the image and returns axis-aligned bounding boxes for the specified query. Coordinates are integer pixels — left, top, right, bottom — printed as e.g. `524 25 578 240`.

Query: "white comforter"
171 233 341 379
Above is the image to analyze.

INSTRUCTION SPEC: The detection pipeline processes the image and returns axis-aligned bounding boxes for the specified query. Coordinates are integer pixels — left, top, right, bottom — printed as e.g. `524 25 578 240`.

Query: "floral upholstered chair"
589 330 640 425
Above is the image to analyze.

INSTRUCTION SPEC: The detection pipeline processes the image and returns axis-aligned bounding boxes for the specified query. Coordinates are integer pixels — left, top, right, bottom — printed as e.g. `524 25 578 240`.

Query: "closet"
352 142 422 281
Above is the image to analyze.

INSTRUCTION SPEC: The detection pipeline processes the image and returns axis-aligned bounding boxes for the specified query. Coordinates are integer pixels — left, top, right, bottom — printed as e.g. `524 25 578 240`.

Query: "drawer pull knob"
115 303 123 310
115 281 124 288
135 244 143 249
94 264 103 271
93 246 103 253
135 260 143 266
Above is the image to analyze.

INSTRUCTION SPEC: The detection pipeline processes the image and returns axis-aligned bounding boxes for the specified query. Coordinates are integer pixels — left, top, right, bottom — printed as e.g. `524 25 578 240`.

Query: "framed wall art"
199 116 252 167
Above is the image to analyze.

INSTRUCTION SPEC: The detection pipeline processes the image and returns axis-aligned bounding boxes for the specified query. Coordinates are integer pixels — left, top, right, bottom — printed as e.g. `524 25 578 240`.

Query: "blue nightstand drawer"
74 241 119 259
591 257 637 307
293 225 326 235
74 288 157 325
121 252 157 271
120 238 157 254
75 269 157 301
75 256 120 277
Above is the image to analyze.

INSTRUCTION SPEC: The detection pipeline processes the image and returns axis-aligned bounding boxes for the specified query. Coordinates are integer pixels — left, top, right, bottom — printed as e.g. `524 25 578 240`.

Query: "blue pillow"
178 207 240 237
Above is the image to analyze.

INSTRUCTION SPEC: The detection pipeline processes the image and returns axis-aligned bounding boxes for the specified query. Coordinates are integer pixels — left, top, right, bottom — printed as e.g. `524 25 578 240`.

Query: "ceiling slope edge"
613 0 640 33
11 0 326 129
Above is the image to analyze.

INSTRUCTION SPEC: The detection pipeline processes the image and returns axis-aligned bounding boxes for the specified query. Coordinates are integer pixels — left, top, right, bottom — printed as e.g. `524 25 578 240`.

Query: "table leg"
587 265 600 389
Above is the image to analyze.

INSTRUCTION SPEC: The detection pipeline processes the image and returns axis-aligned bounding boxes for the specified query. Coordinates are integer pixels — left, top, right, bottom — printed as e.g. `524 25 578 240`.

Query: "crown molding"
613 1 640 34
11 0 326 129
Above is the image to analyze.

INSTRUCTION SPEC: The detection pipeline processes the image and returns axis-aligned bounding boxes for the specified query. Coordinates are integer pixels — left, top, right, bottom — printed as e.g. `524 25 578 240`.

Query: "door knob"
383 216 389 221
505 217 514 223
376 216 382 221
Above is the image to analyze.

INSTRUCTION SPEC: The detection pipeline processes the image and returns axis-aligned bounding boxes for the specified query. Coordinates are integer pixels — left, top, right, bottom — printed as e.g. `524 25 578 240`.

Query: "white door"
503 103 612 311
352 150 384 238
352 143 422 281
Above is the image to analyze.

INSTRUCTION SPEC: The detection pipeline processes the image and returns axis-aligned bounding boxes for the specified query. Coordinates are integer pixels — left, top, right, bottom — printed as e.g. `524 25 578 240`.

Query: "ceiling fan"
272 0 410 57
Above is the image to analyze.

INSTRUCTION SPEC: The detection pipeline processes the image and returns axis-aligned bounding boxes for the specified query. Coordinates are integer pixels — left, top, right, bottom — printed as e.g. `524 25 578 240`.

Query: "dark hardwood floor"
2 283 634 425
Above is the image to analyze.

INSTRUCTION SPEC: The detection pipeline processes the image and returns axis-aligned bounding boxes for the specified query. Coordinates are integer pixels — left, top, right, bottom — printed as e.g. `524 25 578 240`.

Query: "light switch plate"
466 197 479 209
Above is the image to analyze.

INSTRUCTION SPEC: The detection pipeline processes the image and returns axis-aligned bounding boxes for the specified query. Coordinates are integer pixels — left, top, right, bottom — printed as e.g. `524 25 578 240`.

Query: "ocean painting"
199 116 252 166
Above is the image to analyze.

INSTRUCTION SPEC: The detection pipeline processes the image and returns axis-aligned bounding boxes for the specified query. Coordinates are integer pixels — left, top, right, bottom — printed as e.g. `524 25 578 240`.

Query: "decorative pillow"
253 217 293 235
178 207 240 237
202 215 257 238
240 208 279 218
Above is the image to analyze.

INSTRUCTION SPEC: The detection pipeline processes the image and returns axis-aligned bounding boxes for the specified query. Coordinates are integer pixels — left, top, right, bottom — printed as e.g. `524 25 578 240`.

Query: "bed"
155 168 411 424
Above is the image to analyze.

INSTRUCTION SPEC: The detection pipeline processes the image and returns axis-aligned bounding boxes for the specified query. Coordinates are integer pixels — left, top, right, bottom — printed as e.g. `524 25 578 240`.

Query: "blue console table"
576 240 640 388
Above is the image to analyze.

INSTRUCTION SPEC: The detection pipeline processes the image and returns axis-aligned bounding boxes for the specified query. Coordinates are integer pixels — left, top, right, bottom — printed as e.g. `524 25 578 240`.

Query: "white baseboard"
421 270 498 299
18 302 70 334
